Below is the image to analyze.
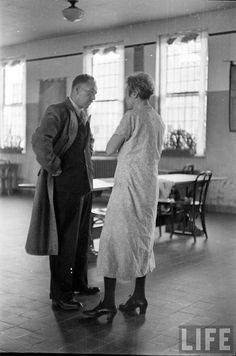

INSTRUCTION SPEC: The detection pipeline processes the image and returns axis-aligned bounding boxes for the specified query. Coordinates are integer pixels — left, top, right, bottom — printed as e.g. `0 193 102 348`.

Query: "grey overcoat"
25 98 93 255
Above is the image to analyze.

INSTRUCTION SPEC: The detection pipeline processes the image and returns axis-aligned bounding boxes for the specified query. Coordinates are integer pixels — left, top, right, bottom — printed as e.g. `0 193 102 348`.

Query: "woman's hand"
106 134 125 155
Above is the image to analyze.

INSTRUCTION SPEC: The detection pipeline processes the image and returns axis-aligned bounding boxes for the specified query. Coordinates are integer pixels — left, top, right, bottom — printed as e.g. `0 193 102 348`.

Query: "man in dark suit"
28 74 99 310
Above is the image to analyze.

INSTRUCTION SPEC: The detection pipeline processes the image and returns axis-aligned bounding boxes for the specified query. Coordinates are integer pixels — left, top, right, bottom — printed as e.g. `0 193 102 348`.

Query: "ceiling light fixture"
62 0 84 22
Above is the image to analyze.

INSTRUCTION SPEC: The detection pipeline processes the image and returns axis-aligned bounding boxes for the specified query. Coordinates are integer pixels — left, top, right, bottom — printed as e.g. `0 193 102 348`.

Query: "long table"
18 174 227 245
158 173 228 199
93 178 114 192
18 174 227 197
159 173 227 184
18 178 114 192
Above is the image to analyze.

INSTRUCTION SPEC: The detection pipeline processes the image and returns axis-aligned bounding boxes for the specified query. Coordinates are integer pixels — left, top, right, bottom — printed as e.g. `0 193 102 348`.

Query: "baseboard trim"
206 204 236 214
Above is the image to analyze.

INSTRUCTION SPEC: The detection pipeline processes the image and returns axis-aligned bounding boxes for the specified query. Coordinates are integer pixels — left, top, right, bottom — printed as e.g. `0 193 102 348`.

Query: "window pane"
5 62 24 104
93 51 122 100
160 32 208 155
165 95 199 138
2 106 25 148
90 100 123 151
85 46 124 151
0 60 26 152
166 37 201 93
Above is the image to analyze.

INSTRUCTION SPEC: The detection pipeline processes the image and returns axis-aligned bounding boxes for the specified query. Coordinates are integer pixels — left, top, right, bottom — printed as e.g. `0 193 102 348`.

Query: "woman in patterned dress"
83 72 165 322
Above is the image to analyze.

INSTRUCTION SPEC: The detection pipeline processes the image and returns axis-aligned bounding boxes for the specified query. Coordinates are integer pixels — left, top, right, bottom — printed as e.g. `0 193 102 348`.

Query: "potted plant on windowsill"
162 129 196 157
0 134 23 154
0 146 23 154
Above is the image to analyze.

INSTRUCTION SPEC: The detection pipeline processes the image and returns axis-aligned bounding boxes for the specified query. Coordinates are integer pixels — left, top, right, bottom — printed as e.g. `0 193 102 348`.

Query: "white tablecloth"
159 178 175 199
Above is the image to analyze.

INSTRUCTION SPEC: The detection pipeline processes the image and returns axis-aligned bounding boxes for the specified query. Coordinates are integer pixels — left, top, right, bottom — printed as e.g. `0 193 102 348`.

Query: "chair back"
192 171 212 206
0 160 11 177
168 163 195 175
182 164 195 174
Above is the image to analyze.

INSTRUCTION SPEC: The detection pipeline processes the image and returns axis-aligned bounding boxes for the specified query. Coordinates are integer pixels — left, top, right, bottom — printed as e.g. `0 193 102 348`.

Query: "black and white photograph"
1 0 236 355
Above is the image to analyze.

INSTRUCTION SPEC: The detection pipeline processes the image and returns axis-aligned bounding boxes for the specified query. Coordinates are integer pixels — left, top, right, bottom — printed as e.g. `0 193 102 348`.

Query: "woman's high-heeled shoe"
119 295 148 315
83 301 117 323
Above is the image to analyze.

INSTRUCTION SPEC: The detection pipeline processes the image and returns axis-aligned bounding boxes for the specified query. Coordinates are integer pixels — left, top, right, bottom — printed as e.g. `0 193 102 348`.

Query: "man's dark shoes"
75 286 100 296
52 297 83 311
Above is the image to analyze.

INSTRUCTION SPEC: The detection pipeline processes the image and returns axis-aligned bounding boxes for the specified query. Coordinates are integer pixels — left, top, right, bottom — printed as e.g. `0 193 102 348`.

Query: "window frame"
83 42 124 153
159 31 208 157
0 58 26 154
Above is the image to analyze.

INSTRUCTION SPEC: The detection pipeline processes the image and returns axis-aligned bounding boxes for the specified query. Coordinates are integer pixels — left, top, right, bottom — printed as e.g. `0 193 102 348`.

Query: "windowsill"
161 149 206 159
0 148 24 154
162 149 195 157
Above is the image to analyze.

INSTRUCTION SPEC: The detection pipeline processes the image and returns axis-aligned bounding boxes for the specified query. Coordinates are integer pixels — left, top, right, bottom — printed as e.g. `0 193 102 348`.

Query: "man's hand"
52 169 62 177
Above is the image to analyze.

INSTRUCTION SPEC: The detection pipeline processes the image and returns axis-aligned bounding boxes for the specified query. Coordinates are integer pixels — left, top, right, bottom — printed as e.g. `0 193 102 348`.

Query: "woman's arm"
106 111 133 155
106 134 125 155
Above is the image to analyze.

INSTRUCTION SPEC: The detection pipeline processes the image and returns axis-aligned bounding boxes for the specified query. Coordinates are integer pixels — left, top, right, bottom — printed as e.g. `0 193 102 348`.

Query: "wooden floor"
0 194 236 355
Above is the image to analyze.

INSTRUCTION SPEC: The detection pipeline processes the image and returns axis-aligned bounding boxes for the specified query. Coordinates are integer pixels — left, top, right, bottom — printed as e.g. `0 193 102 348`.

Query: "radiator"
92 158 117 178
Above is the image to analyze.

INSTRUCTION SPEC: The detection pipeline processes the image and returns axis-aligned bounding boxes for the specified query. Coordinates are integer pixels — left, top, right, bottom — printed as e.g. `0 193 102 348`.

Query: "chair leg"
7 175 13 195
157 206 162 237
6 179 11 195
192 213 197 243
200 209 208 239
182 214 188 234
169 205 175 239
1 178 6 195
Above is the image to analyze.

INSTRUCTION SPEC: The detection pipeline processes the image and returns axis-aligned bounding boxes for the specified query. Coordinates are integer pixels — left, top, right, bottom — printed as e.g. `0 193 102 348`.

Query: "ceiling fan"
62 0 84 22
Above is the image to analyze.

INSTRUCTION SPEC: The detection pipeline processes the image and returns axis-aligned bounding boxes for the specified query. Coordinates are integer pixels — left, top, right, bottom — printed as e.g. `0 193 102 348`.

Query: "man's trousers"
49 191 92 301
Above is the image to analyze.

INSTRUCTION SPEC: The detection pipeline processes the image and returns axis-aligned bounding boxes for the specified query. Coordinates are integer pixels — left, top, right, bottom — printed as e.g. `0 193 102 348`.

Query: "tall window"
160 32 208 156
0 59 26 153
83 43 124 152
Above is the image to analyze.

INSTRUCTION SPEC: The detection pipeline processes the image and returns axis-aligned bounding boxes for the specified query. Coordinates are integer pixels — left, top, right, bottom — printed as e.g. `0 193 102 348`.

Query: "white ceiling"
1 0 236 48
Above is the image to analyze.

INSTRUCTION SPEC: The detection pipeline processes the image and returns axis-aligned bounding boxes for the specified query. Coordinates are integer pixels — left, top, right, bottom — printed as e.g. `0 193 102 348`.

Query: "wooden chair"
168 164 201 200
156 198 176 237
90 193 109 255
168 171 212 242
0 160 13 195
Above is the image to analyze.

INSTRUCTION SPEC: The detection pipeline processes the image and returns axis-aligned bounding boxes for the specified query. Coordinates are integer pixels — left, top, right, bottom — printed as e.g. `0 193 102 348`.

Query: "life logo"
179 325 233 353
